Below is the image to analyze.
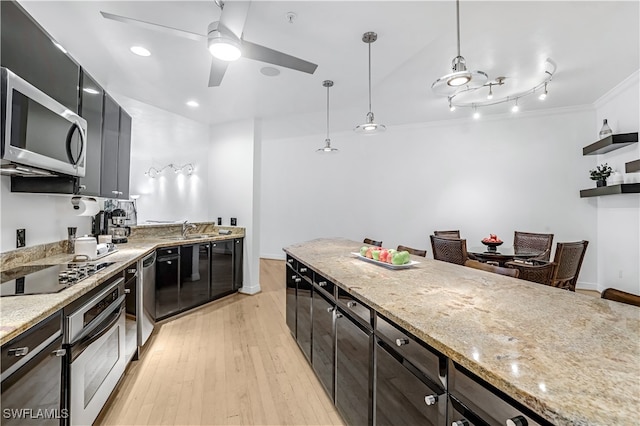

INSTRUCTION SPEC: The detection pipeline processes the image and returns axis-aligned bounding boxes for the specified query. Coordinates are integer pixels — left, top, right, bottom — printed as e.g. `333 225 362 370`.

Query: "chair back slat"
434 230 461 239
465 260 519 278
550 240 588 291
505 260 556 286
397 245 427 257
363 238 383 247
513 231 554 261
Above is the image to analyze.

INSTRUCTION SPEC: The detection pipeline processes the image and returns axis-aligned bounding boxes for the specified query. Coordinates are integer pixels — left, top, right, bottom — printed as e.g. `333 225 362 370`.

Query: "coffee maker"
108 209 130 243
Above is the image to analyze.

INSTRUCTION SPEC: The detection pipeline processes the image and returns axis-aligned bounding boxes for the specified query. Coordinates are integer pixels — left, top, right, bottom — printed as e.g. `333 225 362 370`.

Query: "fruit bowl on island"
481 234 503 252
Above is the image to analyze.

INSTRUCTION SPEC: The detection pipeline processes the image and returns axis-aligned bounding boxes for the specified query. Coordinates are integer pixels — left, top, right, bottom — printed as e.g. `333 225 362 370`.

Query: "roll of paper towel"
71 197 100 216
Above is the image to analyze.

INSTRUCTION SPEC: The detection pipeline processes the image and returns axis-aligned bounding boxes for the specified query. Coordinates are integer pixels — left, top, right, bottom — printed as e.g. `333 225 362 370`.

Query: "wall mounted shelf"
625 159 640 173
582 132 638 156
579 183 640 198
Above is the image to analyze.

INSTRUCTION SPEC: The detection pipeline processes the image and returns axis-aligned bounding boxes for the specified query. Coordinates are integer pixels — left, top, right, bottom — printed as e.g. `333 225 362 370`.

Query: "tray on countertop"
350 252 419 270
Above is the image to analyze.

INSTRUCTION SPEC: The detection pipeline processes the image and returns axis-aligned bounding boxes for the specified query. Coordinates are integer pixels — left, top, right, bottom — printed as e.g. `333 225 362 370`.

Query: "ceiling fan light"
208 39 241 61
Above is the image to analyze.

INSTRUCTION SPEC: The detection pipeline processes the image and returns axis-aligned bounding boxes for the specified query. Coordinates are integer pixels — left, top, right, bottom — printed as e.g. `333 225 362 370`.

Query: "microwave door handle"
65 120 85 166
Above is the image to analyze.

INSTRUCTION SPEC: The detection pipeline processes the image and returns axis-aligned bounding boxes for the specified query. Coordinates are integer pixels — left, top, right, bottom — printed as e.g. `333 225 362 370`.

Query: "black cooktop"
0 261 115 297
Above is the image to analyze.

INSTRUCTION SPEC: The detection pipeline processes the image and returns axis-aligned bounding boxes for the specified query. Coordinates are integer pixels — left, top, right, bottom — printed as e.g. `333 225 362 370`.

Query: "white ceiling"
18 1 640 128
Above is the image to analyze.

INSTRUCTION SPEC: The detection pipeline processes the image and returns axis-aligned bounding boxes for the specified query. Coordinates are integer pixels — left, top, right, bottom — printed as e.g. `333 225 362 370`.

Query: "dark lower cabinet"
180 243 210 311
233 238 243 290
335 308 371 426
155 249 180 320
375 338 446 426
211 240 234 299
296 275 312 361
285 265 297 337
311 289 334 399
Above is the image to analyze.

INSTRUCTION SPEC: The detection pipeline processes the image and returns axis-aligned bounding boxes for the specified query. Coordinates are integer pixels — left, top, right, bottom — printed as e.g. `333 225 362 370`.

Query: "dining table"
468 246 544 265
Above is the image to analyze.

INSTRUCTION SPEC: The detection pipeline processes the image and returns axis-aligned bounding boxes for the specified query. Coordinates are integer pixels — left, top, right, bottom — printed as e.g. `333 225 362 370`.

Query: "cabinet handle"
167 250 173 254
300 267 308 273
295 278 301 283
318 281 327 287
452 421 470 426
424 395 438 406
79 185 86 191
287 259 293 264
166 261 172 265
53 349 66 357
112 190 119 194
347 301 357 308
335 312 343 319
506 416 528 426
395 338 409 347
7 347 29 357
124 288 131 294
326 307 335 313
127 268 137 274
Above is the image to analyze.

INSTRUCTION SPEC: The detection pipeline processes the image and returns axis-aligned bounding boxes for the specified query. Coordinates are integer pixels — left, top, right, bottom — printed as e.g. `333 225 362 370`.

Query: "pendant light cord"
326 84 330 141
455 0 461 58
368 41 372 113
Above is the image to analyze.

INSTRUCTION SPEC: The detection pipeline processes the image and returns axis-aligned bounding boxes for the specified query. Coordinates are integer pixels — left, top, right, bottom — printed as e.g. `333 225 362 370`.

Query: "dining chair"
464 259 520 278
433 230 461 239
504 260 556 286
601 288 640 307
513 231 554 261
549 240 589 291
396 245 427 257
430 235 468 265
363 238 383 247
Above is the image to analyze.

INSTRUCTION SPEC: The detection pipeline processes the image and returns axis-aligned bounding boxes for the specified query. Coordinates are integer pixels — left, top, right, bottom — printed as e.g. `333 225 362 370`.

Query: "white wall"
116 94 211 224
208 119 261 294
593 71 640 294
260 106 606 289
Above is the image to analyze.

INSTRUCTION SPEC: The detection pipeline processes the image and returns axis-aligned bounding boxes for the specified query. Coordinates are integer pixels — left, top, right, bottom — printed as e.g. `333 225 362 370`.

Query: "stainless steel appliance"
64 275 125 426
1 311 67 426
108 209 130 243
0 262 114 297
1 67 86 177
139 252 156 347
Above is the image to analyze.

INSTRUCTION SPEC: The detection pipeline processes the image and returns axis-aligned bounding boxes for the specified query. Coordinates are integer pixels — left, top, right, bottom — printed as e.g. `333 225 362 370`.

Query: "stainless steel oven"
64 275 125 426
1 67 86 177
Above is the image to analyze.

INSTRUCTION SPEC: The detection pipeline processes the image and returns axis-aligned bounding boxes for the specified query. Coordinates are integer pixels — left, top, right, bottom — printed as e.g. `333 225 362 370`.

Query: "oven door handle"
69 296 125 360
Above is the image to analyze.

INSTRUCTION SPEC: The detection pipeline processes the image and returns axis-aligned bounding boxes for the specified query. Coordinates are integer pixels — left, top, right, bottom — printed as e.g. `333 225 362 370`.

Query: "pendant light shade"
355 32 386 134
431 0 487 94
317 80 338 153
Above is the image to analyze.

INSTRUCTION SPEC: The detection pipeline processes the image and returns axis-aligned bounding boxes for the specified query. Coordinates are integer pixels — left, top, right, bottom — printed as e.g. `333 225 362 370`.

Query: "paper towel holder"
71 196 97 210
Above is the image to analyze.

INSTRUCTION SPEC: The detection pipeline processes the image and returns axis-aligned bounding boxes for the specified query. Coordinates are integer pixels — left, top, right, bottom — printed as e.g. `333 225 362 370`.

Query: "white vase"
608 171 624 185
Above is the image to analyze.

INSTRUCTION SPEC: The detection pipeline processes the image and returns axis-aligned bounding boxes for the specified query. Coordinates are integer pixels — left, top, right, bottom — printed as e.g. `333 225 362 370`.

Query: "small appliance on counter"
108 208 130 243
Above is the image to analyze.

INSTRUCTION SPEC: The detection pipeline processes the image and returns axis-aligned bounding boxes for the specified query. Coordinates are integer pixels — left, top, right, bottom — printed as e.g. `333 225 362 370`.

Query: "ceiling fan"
100 0 318 87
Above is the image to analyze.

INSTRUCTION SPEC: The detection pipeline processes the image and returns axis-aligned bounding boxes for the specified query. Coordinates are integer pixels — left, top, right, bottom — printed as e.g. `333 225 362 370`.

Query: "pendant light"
355 32 386 134
317 80 338 153
431 0 487 94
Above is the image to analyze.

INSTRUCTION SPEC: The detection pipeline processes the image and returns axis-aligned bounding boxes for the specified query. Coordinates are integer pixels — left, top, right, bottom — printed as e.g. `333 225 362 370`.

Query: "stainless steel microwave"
1 67 86 177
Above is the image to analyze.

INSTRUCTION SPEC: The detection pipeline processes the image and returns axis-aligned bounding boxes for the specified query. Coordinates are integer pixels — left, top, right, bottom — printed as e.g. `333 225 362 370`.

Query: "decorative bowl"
481 240 503 252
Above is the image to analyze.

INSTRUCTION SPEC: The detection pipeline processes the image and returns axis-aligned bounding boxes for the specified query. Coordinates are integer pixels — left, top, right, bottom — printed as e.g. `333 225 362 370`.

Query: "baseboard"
239 283 261 295
575 281 599 292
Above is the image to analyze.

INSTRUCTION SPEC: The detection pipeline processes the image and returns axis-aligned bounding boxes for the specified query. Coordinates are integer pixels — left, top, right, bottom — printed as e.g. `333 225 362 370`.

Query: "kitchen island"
283 238 639 426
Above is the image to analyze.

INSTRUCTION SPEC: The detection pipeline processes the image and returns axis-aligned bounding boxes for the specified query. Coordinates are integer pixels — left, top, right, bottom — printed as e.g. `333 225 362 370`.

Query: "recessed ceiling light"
260 67 280 77
186 100 199 108
83 88 99 95
130 46 151 57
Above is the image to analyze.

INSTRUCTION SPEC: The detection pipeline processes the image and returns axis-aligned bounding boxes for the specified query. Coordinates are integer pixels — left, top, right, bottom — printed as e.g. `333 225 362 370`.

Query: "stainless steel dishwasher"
139 252 156 348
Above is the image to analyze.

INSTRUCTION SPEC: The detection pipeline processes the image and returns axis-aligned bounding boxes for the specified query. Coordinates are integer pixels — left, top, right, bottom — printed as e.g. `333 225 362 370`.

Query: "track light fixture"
511 98 519 112
145 163 194 178
539 82 548 100
487 83 493 100
317 80 338 153
355 32 386 134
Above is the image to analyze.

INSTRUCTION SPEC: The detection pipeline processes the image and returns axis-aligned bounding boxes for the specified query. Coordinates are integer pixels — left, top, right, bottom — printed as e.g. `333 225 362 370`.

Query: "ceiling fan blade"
242 40 318 74
208 58 229 87
100 11 206 42
218 1 251 38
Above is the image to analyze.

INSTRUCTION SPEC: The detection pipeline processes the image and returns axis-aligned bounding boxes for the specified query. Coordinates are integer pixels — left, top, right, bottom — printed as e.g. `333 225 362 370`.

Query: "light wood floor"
96 259 344 426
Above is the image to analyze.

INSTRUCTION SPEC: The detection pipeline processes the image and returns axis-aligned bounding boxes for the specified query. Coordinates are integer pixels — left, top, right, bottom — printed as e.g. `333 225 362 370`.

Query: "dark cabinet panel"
233 238 243 290
100 94 119 198
312 289 334 399
155 251 180 320
211 240 234 299
375 339 446 426
0 1 79 113
297 275 312 361
285 263 297 337
77 70 104 196
335 309 371 426
180 244 210 310
117 109 131 199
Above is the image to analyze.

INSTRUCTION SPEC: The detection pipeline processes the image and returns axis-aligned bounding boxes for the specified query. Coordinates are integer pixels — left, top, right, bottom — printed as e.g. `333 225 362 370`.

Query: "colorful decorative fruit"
360 246 368 256
358 246 410 265
482 233 503 243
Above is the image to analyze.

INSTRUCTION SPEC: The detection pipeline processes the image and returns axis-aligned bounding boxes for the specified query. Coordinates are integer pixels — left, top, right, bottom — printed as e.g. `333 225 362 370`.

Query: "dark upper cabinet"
100 94 131 199
77 70 104 196
0 0 79 113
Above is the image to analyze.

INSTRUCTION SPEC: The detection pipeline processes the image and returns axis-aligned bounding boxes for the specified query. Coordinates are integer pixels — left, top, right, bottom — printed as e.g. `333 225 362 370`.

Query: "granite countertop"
0 230 245 346
283 238 640 426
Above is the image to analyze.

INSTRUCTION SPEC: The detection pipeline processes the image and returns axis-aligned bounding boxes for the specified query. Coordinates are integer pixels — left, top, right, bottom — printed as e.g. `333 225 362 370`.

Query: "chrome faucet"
182 220 197 238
